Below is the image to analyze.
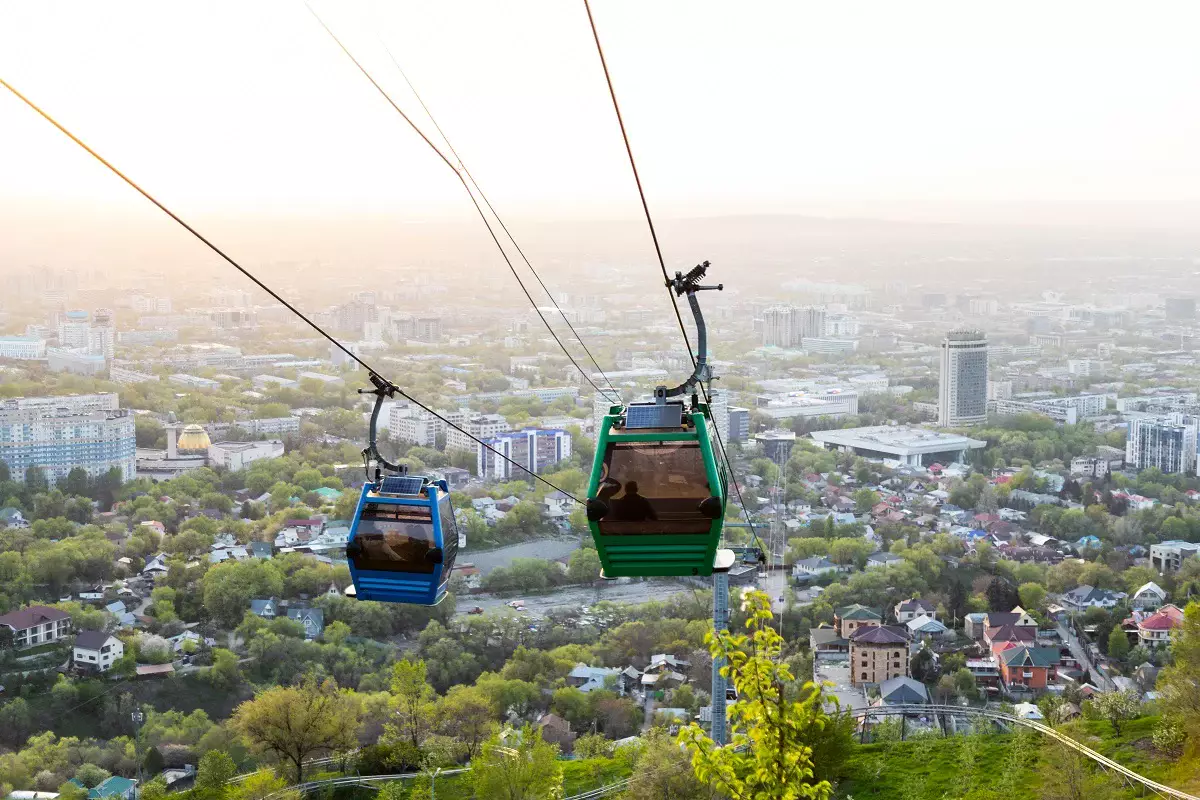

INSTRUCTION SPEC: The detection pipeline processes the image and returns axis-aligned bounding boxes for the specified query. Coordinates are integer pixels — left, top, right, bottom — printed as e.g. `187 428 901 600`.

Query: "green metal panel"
586 407 726 577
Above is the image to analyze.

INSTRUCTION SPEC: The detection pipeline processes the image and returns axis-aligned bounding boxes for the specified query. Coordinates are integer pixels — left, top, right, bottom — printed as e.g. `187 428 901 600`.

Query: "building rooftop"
810 425 987 456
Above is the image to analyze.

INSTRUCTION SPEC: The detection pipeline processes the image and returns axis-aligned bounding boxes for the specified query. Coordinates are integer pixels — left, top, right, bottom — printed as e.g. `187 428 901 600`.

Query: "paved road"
455 580 696 618
1057 617 1114 691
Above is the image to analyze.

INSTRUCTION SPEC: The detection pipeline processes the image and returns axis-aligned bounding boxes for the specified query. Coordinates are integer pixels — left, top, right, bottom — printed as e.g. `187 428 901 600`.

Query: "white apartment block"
109 366 160 385
1126 415 1198 475
938 330 988 427
446 414 511 453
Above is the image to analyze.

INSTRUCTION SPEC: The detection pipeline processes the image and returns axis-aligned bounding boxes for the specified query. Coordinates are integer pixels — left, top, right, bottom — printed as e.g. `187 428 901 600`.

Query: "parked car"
468 606 484 615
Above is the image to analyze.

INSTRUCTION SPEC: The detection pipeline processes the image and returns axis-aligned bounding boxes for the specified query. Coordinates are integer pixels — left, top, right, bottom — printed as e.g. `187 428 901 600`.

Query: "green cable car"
585 262 735 578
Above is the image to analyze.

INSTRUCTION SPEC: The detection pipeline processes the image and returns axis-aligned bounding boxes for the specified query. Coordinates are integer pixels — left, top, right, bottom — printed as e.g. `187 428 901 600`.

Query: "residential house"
249 541 273 560
985 623 1036 656
1137 604 1184 649
286 606 324 639
849 625 910 686
964 613 989 640
792 556 842 580
809 626 849 655
209 546 250 564
0 605 72 647
567 663 621 694
249 597 279 619
998 645 1058 693
986 607 1037 629
1131 582 1168 611
894 598 937 623
877 676 930 706
866 552 905 570
1061 585 1127 611
537 713 576 754
1012 702 1043 720
72 630 124 673
142 553 169 578
0 507 29 528
835 604 883 638
906 615 949 640
1134 663 1161 695
105 600 137 628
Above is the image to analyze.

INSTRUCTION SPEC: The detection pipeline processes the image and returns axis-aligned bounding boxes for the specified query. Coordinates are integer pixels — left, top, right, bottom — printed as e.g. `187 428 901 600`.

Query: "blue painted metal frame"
347 478 453 605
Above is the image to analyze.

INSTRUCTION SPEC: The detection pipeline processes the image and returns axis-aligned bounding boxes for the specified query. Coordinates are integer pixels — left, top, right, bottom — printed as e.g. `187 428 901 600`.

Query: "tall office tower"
938 330 988 427
88 308 115 360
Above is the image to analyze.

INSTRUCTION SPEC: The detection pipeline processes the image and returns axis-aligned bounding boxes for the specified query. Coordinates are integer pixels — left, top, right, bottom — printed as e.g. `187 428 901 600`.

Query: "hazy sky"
4 1 1200 226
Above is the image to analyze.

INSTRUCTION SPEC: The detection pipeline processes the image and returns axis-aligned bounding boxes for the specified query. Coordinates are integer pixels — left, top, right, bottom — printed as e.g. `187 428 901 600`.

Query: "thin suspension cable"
580 0 693 366
305 4 611 398
581 0 766 556
0 76 581 503
376 38 619 399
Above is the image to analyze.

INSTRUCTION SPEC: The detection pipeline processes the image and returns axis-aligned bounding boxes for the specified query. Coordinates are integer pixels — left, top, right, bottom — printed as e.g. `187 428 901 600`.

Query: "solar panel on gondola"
623 403 683 430
379 475 426 496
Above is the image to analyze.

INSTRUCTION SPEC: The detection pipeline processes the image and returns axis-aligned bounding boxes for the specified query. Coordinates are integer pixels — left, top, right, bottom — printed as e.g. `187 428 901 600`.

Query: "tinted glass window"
438 495 457 574
596 441 713 535
353 503 435 574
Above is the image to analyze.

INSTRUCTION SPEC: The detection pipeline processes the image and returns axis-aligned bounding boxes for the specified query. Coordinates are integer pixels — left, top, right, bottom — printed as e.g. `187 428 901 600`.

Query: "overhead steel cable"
0 76 582 503
580 0 767 556
376 37 619 399
305 4 613 398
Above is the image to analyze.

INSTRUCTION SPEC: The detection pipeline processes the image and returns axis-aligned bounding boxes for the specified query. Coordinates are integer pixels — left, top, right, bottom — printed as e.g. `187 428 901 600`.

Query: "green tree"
207 648 242 690
139 778 169 800
196 749 239 792
470 725 563 800
1107 626 1130 662
1160 602 1200 743
1017 582 1047 611
625 727 715 800
435 684 496 762
567 548 601 584
679 590 833 800
389 659 436 749
231 678 362 783
202 560 284 627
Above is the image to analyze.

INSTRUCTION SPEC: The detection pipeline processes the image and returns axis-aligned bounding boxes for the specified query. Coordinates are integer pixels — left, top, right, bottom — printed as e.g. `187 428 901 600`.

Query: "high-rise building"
477 428 572 479
88 309 115 360
761 305 825 348
0 394 135 483
58 310 90 349
446 414 510 453
1126 415 1198 475
728 407 750 443
938 330 988 427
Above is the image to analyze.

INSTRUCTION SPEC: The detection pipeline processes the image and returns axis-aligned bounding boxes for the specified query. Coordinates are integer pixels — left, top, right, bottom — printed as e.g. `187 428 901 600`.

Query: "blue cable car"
344 374 459 606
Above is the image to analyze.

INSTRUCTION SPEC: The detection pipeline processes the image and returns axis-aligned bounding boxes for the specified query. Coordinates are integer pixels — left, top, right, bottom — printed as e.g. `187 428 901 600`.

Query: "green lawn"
16 642 65 657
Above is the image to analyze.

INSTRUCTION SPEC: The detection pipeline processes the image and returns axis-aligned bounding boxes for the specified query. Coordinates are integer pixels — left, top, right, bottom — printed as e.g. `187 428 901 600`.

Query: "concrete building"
47 348 105 376
88 309 114 360
938 330 988 427
390 406 447 447
755 430 796 463
109 366 159 385
989 394 1108 425
761 305 825 348
1126 415 1198 474
0 336 47 360
987 380 1013 401
207 440 285 470
446 413 510 453
801 337 858 355
478 428 572 479
728 407 750 443
237 417 301 436
756 389 859 421
809 425 986 467
1150 540 1200 573
849 625 910 686
169 374 221 390
0 395 135 483
58 310 90 349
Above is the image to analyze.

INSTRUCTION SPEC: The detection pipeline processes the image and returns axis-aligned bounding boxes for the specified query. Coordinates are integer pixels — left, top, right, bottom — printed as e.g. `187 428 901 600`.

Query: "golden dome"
177 424 211 452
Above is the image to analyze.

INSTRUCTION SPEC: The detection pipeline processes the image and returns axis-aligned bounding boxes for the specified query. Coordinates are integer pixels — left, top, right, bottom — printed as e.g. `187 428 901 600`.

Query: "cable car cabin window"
354 504 436 574
597 440 713 535
437 495 458 573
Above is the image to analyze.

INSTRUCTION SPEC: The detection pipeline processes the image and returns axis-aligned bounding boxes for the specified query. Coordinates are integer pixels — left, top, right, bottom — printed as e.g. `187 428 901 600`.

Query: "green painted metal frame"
586 404 728 577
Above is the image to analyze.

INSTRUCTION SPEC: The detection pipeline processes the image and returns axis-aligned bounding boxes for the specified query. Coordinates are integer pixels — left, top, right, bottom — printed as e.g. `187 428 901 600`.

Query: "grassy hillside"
834 716 1200 800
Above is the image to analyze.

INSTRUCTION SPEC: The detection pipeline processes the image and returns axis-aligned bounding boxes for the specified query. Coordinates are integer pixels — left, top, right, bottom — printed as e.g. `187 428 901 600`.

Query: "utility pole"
711 569 730 746
131 709 145 798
